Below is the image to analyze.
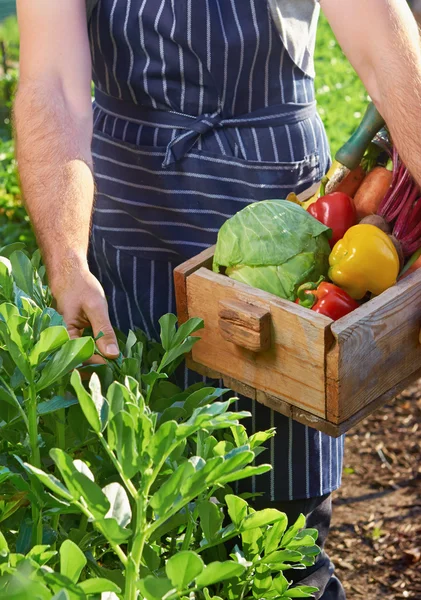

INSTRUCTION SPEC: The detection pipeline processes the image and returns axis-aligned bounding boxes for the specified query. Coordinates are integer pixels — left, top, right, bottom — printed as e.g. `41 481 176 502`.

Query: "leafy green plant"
0 137 36 251
0 246 321 599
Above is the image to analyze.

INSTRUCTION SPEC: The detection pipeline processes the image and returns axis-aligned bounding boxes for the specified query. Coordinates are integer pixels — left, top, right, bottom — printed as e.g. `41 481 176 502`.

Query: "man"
14 1 421 598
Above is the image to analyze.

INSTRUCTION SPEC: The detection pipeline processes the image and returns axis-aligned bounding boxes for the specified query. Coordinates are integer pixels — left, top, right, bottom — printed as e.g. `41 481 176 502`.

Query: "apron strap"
94 89 317 168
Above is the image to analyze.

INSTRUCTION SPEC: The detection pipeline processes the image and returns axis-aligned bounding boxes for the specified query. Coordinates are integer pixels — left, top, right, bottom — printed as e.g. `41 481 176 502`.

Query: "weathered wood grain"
327 268 421 423
218 299 271 352
174 246 215 325
186 267 331 417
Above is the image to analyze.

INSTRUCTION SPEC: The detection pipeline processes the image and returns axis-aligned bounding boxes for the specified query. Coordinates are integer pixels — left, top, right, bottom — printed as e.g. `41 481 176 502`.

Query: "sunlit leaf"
60 539 86 584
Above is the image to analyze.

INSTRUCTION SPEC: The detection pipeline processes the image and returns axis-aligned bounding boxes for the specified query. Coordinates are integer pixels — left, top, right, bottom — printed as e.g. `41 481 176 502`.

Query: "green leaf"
36 337 95 391
252 565 272 598
94 518 132 544
273 573 289 595
288 535 319 549
37 395 78 415
142 544 161 571
50 449 110 518
78 577 121 596
70 370 101 433
166 551 204 591
0 242 26 258
161 336 199 369
183 387 228 417
231 425 249 447
216 464 271 485
78 578 121 594
265 517 288 555
73 459 95 481
0 530 9 556
241 509 285 532
60 539 87 583
89 372 109 431
282 514 306 547
0 257 13 300
102 482 132 527
198 501 224 542
171 317 204 347
108 411 139 479
262 550 304 565
159 313 178 351
147 420 177 463
141 371 168 387
23 461 73 501
196 561 246 587
0 320 31 379
138 576 174 600
51 591 71 600
242 525 264 559
283 587 319 598
150 460 195 516
27 545 57 566
29 326 70 366
0 374 21 410
226 495 248 528
10 251 34 297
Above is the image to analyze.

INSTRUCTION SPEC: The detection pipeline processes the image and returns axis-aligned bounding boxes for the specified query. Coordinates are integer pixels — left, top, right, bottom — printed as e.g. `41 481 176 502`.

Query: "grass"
315 14 370 156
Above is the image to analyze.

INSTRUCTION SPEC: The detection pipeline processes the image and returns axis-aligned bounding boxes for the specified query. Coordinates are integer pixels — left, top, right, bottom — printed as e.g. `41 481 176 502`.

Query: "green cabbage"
213 200 331 301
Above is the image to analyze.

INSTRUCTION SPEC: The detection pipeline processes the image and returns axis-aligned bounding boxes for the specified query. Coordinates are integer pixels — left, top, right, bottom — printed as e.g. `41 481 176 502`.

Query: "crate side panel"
330 270 421 422
174 246 215 324
186 269 328 417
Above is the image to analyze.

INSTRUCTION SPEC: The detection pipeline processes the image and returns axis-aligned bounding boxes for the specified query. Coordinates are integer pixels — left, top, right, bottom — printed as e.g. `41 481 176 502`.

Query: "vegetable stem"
98 433 138 499
26 380 43 546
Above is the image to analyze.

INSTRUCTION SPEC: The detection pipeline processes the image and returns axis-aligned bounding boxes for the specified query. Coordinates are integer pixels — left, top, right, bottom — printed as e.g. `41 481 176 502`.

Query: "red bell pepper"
307 177 357 248
295 277 359 321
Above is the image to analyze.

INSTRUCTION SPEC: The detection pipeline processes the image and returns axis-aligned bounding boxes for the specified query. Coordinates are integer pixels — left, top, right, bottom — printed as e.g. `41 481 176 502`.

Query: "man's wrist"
47 249 90 294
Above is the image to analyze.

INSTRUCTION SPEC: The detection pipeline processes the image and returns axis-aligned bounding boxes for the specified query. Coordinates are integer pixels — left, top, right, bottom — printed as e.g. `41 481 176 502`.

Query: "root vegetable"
353 166 393 219
334 165 366 197
359 215 391 234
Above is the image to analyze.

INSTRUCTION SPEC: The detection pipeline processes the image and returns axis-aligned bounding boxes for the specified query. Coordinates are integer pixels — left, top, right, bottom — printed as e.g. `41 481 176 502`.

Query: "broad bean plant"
0 246 320 600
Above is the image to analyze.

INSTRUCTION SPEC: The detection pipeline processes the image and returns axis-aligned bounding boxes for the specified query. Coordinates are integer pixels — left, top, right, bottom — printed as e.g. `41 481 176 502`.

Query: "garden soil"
326 383 421 599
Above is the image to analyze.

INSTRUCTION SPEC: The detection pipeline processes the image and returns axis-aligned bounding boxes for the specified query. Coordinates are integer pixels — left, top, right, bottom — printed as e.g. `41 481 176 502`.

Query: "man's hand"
321 0 421 186
51 266 119 359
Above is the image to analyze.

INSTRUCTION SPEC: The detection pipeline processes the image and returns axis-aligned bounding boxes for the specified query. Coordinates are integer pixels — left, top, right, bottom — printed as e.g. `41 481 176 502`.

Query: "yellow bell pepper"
329 224 400 300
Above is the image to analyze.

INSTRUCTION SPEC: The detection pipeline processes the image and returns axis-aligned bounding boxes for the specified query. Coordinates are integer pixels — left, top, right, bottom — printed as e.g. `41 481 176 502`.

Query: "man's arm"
15 0 118 356
321 0 421 185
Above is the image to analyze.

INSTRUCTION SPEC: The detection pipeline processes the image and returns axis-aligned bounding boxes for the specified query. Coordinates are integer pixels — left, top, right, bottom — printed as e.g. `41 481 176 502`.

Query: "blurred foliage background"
0 7 368 251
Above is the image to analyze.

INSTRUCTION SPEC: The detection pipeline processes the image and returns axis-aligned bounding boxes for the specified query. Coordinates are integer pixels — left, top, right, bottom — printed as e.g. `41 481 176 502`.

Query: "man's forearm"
322 0 421 186
367 3 421 187
14 80 94 291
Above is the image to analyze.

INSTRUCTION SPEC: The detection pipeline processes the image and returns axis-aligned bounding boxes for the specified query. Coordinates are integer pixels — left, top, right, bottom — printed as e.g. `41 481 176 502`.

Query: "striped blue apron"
88 0 344 502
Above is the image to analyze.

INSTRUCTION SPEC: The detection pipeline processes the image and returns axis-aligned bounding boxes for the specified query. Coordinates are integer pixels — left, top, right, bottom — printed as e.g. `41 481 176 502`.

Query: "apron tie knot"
163 110 222 167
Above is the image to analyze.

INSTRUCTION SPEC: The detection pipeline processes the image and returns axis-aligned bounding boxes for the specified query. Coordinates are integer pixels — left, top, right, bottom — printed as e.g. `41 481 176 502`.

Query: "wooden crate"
174 246 421 437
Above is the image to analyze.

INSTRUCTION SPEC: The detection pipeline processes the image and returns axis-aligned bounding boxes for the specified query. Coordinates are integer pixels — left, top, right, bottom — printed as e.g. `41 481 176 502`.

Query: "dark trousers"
252 494 346 600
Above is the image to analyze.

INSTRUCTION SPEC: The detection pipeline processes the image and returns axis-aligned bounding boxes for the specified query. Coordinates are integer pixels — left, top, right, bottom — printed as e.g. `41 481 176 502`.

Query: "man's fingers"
66 324 83 340
85 299 120 358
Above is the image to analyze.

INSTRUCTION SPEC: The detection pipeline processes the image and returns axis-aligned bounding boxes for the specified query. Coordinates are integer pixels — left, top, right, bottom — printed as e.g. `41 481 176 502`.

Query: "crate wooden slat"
174 246 421 436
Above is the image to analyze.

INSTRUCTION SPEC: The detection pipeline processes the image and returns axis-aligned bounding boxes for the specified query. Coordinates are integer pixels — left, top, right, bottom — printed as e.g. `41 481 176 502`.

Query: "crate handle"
218 299 271 352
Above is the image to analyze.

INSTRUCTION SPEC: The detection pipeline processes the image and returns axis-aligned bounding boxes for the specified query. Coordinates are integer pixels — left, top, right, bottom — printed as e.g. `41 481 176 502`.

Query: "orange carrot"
335 165 366 198
353 166 393 220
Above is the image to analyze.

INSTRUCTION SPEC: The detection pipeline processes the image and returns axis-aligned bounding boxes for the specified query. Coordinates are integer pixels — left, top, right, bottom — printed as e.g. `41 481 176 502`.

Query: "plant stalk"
125 495 148 600
26 380 43 545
